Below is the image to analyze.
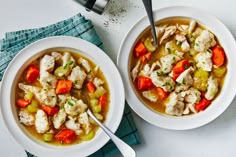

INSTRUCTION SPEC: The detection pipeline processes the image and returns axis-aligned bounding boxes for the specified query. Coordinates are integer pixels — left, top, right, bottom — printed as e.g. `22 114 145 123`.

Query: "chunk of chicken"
78 58 91 73
18 83 57 107
62 52 75 68
131 60 142 82
57 94 71 106
142 90 158 102
78 112 92 134
160 26 177 44
174 84 190 93
181 88 201 104
51 52 62 62
52 109 67 129
165 92 185 116
160 54 181 74
155 25 167 42
183 103 197 115
19 109 35 126
150 71 175 92
39 88 57 107
35 110 49 134
40 55 55 73
93 77 104 88
175 34 190 52
177 24 189 35
188 20 197 34
194 30 216 52
64 97 87 116
176 67 194 86
68 66 87 89
40 71 58 89
165 41 175 53
139 61 160 77
195 52 212 71
205 76 219 100
65 117 83 135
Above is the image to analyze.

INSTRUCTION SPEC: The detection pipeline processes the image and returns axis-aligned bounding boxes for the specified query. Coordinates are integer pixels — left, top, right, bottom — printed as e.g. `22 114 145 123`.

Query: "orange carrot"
172 59 190 74
55 129 77 144
87 81 96 93
137 76 154 90
135 42 147 57
56 80 73 94
140 52 152 63
41 104 59 116
98 94 107 108
195 98 211 111
25 65 40 83
212 45 225 67
16 99 31 108
156 87 169 100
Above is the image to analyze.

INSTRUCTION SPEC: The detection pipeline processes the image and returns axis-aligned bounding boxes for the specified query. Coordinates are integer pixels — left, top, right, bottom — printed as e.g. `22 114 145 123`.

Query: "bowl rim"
0 36 125 157
117 6 236 130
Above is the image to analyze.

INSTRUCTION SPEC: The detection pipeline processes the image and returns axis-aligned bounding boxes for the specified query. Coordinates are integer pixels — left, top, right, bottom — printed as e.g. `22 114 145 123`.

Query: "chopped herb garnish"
46 81 51 85
51 96 55 98
157 71 164 76
167 48 171 52
184 64 189 70
68 60 74 65
60 106 64 109
176 41 182 46
182 79 186 85
202 61 206 64
207 49 212 53
63 64 68 69
194 42 199 46
67 101 74 106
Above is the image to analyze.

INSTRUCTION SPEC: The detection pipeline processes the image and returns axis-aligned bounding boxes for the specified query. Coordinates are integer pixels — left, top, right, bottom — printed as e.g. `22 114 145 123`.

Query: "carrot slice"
55 129 77 144
212 45 225 67
98 94 107 109
16 99 31 108
25 65 40 83
156 87 169 100
135 42 147 57
56 80 73 94
140 52 152 63
195 98 211 111
137 76 154 90
87 81 96 93
41 104 59 116
172 59 190 74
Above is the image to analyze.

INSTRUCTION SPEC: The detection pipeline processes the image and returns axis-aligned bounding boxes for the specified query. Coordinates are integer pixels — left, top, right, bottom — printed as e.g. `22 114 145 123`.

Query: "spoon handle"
142 0 157 46
87 110 136 157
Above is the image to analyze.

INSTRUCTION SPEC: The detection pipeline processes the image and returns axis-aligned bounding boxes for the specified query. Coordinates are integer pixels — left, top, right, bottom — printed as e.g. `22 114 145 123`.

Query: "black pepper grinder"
76 0 110 14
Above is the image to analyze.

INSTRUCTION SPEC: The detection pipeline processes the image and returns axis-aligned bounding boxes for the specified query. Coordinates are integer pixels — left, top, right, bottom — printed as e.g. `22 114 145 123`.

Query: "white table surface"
1 0 236 157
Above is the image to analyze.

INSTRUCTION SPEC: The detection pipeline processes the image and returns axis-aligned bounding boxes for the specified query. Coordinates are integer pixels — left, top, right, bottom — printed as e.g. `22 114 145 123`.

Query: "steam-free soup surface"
16 49 109 145
130 18 227 116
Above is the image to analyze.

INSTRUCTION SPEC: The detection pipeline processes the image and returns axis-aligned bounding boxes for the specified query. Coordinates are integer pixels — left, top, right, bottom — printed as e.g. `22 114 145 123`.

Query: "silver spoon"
87 109 136 157
142 0 158 47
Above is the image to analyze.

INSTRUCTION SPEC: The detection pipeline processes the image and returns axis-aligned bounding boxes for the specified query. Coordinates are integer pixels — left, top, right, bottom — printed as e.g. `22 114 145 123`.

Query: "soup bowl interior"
117 6 236 130
0 36 125 157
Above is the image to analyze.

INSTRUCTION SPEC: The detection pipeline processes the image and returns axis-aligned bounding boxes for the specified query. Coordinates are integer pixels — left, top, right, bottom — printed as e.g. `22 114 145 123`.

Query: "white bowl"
0 36 125 157
117 6 236 130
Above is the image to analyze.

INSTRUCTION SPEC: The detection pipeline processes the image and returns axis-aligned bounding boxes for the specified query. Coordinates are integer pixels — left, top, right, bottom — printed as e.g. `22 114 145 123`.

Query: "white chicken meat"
194 30 216 52
93 77 104 88
68 66 87 89
142 90 158 102
195 52 213 71
64 97 87 116
40 71 58 89
62 52 76 68
150 71 175 92
165 92 185 116
78 58 91 73
35 110 49 134
160 54 181 74
131 60 142 82
65 117 83 135
40 55 55 73
19 109 35 126
205 76 219 100
78 112 92 134
52 109 67 129
159 26 177 44
175 34 190 52
176 67 194 86
188 20 197 34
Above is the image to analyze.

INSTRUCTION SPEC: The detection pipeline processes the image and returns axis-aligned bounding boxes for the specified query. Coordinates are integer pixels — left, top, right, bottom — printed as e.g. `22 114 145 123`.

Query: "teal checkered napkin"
0 14 140 157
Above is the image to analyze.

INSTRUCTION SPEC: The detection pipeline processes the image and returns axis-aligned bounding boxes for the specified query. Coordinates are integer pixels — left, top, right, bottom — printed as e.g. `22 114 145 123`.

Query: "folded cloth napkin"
0 14 140 157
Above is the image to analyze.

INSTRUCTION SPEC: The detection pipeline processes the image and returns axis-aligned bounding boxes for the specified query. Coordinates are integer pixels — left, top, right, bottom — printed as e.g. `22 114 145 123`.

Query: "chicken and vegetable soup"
130 18 227 116
16 49 109 145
